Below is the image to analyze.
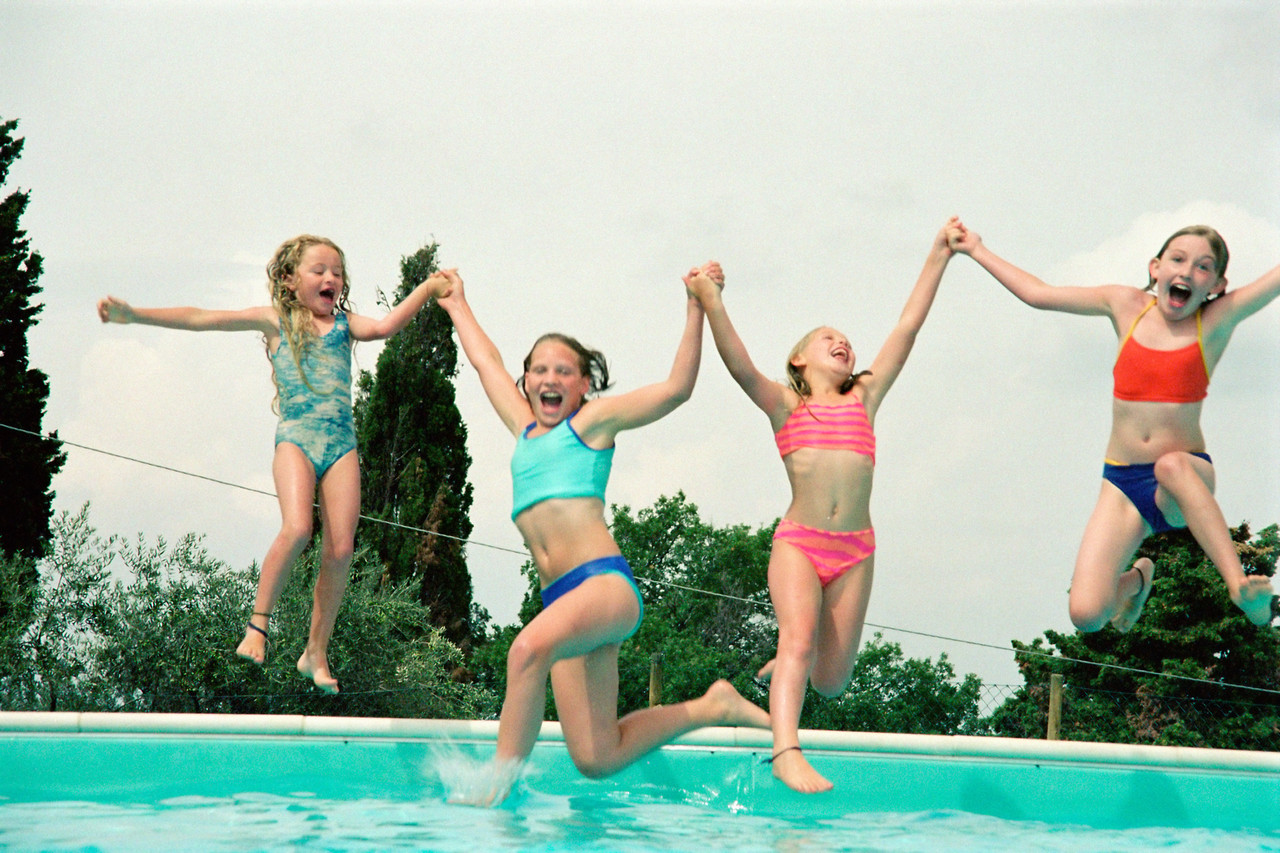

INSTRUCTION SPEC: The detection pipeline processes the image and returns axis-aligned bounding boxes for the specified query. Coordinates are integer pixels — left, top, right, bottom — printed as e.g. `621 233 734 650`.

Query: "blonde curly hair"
265 234 352 401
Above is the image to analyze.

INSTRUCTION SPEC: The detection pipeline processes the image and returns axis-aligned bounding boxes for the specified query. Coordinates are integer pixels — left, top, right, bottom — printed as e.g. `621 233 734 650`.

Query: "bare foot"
703 679 770 729
1110 558 1154 633
297 648 340 694
235 619 268 665
1231 575 1275 626
756 658 776 681
770 745 833 793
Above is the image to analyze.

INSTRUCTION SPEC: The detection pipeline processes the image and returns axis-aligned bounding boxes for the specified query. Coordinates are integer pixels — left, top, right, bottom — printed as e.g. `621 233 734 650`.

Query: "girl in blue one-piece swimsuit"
98 234 438 692
427 264 768 805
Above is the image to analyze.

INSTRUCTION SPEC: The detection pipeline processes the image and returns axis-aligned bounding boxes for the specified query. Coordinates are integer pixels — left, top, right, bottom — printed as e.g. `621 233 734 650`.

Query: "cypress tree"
354 243 477 652
0 118 66 561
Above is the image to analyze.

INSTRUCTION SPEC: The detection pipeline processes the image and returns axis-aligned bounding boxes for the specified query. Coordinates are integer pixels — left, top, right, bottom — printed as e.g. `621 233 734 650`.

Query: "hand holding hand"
422 269 456 300
683 260 724 302
947 219 982 255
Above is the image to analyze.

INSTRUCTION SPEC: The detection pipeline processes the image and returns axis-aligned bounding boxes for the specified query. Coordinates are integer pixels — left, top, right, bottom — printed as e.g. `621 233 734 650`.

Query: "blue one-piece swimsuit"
273 313 356 478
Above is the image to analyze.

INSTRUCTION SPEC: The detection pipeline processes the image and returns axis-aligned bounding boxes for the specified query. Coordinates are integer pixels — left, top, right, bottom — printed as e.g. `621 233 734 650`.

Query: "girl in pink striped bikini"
687 218 961 793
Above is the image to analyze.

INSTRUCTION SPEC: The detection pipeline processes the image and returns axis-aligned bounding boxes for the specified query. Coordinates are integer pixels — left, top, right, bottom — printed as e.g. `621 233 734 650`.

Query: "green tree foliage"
354 242 478 652
472 492 981 734
0 118 66 561
0 505 497 719
810 633 983 735
987 523 1280 750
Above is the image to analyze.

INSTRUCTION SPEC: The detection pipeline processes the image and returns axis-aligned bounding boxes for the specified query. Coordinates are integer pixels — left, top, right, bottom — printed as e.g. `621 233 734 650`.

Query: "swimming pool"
2 711 1278 851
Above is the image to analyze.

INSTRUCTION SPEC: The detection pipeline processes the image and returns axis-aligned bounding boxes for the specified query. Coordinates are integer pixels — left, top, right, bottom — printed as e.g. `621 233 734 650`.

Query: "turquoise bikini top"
510 416 614 520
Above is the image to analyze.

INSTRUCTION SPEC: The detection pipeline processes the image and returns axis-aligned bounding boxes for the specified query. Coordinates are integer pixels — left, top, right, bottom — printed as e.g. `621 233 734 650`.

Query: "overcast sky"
4 1 1278 688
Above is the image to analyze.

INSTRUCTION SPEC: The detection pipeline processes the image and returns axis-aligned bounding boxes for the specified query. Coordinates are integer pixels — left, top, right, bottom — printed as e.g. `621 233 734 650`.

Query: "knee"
570 752 613 780
810 664 855 699
321 537 354 567
277 520 313 552
1068 600 1108 633
505 632 552 681
1152 451 1195 486
776 629 818 668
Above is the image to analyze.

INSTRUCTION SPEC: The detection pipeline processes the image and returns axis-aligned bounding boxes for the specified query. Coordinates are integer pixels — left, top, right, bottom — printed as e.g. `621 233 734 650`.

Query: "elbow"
667 384 694 408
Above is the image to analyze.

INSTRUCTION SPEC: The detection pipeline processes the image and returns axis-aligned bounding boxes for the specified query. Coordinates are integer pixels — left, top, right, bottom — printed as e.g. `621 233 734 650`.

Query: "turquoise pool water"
1 713 1278 851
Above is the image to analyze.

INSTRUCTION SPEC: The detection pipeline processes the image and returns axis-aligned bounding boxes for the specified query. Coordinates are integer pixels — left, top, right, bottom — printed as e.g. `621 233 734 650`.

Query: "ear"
1211 276 1227 297
1148 256 1161 283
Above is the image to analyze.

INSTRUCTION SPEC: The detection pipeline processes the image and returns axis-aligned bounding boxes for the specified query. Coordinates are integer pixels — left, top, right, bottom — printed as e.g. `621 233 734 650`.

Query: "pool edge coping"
2 711 1277 774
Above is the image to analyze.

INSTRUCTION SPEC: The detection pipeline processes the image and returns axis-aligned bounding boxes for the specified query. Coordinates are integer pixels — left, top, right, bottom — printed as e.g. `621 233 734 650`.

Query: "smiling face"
787 326 856 396
522 339 593 428
1148 233 1227 317
287 243 346 318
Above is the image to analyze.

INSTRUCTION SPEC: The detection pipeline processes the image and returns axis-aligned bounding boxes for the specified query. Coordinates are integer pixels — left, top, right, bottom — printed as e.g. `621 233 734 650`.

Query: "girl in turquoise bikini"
428 265 768 805
98 234 438 693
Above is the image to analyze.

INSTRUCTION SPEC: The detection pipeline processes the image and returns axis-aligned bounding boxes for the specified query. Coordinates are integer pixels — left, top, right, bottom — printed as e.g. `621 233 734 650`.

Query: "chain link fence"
967 682 1280 752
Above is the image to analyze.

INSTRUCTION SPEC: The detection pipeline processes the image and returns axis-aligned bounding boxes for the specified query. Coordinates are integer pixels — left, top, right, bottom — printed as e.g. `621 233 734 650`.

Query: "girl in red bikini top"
950 219 1280 637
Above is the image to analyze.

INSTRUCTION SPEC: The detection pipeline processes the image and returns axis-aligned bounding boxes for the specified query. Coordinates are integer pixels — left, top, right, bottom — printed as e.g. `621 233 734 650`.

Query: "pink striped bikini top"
774 398 875 464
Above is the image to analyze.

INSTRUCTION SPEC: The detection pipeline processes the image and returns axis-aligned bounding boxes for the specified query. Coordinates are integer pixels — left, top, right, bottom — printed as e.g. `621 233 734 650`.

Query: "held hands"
421 268 460 301
683 260 725 303
946 218 981 255
97 295 135 324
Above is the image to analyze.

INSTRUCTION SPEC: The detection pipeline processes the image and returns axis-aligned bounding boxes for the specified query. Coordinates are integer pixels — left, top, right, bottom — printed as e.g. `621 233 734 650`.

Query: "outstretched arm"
950 221 1122 316
859 219 959 412
577 265 713 442
97 296 278 335
1205 259 1280 341
347 277 441 342
685 264 792 423
432 270 533 436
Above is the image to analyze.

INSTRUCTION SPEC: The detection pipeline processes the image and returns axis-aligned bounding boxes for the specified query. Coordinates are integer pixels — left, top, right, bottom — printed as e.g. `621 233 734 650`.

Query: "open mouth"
1169 284 1192 306
539 391 563 410
319 285 337 301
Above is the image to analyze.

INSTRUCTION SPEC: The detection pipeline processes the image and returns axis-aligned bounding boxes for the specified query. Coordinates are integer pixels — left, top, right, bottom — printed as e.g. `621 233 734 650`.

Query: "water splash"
422 741 530 807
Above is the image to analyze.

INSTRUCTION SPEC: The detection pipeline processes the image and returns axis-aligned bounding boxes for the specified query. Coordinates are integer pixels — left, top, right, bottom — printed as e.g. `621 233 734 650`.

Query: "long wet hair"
785 326 869 399
265 234 353 400
518 333 613 399
1146 225 1229 296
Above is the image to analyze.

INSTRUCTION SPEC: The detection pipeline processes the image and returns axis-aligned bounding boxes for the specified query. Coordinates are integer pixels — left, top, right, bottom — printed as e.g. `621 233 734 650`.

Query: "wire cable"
5 420 1279 697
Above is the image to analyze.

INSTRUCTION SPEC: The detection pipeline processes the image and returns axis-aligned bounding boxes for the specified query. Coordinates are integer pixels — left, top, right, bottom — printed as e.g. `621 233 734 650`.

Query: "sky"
3 1 1279 690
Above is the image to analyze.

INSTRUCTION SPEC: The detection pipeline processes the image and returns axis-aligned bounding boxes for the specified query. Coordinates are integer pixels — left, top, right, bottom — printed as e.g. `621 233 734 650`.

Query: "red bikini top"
1112 300 1208 403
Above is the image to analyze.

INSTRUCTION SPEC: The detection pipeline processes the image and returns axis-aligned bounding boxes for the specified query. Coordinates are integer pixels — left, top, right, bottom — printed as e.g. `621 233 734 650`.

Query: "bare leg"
492 573 643 770
297 450 359 693
555 652 767 778
1154 452 1274 625
1069 484 1149 632
464 573 766 806
236 444 315 664
765 541 831 793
